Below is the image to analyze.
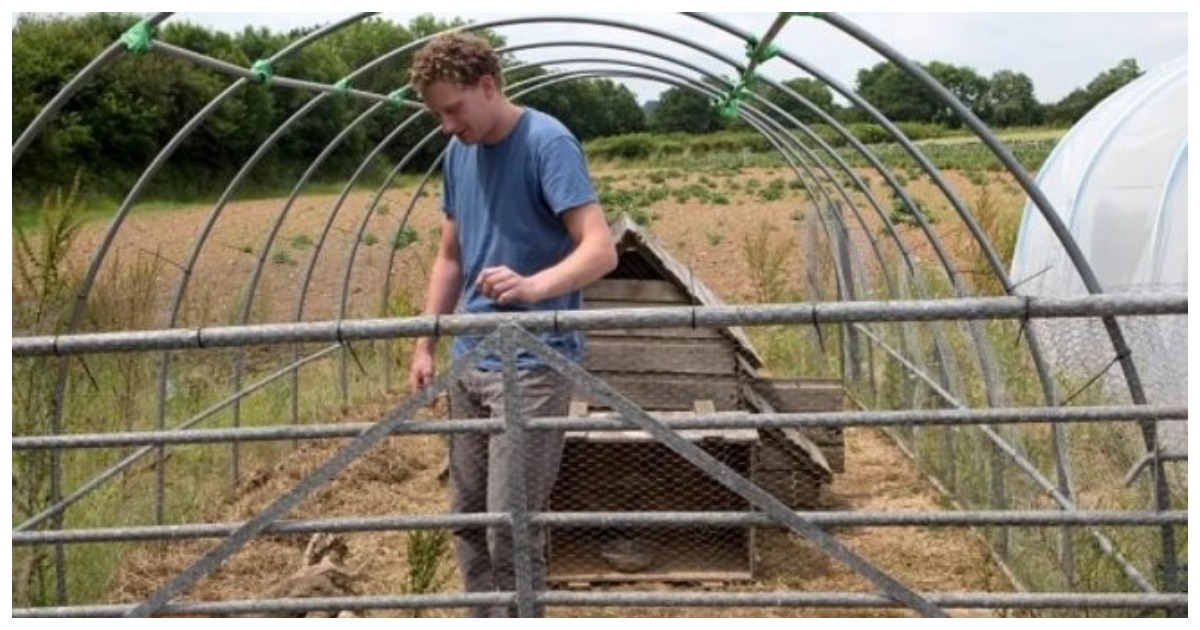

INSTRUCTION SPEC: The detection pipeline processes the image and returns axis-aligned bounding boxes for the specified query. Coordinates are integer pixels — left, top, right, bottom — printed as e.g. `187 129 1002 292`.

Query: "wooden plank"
585 278 691 304
693 399 716 415
605 217 765 368
583 299 690 310
742 381 845 473
581 374 741 411
587 326 724 340
818 447 845 473
755 430 832 481
572 430 758 443
753 470 825 509
570 419 758 443
759 378 844 412
585 339 735 375
568 400 589 418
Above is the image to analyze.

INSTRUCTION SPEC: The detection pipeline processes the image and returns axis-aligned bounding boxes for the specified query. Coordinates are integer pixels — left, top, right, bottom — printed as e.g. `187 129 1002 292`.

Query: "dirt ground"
107 407 1009 618
84 166 1023 616
62 165 1026 331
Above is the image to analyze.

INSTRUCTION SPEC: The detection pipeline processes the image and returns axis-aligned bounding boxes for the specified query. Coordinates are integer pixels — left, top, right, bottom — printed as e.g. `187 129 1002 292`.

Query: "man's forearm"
417 255 463 354
529 235 618 300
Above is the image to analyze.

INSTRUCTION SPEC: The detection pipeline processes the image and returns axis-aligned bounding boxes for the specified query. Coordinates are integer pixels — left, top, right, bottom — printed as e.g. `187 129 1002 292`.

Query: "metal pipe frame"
13 404 1187 450
16 591 1188 618
14 510 1187 547
13 294 1186 357
12 11 1187 615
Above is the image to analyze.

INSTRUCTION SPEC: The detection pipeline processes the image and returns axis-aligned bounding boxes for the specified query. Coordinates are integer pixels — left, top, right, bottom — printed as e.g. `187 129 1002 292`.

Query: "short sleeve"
441 143 457 219
538 135 599 217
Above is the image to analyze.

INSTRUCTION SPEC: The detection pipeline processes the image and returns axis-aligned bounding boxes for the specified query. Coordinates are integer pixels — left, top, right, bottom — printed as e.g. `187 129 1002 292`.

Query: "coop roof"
607 216 764 370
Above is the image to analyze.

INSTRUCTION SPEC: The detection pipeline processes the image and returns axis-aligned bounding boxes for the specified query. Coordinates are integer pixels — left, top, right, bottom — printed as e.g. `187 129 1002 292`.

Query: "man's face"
421 76 497 145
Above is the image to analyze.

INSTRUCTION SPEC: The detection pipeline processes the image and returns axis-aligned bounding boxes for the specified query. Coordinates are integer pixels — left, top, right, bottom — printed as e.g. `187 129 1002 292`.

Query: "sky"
147 10 1191 106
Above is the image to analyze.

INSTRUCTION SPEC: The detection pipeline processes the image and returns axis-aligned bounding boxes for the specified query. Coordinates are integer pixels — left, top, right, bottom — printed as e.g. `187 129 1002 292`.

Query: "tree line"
13 13 1144 206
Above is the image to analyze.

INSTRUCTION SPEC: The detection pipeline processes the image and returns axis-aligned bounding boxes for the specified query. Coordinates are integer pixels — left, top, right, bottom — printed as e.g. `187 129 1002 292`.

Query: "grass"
11 177 426 605
403 529 451 617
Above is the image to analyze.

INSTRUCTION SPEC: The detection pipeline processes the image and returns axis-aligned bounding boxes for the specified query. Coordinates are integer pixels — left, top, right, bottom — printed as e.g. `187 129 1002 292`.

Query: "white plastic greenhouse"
1009 56 1187 452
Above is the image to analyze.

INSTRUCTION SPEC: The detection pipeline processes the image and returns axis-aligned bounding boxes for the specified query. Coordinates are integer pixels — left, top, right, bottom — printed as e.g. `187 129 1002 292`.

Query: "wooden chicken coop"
547 217 845 585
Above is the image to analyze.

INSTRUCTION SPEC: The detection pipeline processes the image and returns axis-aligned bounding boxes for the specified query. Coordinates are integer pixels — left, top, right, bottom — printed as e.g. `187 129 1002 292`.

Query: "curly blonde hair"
409 32 503 96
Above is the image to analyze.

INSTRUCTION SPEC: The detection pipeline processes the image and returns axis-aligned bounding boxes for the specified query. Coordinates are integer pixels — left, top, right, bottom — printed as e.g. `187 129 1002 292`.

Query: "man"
406 32 618 617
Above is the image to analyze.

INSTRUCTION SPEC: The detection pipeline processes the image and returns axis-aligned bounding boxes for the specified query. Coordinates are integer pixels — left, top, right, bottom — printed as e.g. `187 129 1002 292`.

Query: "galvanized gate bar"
15 510 1187 546
15 404 1185 450
12 294 1188 357
16 591 1187 618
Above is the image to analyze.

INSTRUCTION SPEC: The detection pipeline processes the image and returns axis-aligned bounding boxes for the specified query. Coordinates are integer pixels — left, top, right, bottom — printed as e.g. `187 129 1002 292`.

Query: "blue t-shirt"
442 108 598 370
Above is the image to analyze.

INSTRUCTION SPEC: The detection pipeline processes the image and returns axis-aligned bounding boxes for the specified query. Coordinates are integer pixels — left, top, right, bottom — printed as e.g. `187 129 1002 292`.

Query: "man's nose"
440 118 459 135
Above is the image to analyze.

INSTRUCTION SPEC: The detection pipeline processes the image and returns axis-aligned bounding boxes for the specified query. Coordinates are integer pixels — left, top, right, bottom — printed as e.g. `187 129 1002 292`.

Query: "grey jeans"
448 367 570 617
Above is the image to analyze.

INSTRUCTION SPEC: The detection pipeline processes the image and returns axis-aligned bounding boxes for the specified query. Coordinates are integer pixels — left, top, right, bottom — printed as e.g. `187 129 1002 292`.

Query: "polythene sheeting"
1009 56 1187 454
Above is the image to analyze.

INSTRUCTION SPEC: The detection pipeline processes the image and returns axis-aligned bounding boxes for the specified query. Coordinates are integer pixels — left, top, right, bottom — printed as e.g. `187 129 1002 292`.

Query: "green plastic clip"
745 37 780 65
388 87 410 105
251 59 273 84
119 19 154 55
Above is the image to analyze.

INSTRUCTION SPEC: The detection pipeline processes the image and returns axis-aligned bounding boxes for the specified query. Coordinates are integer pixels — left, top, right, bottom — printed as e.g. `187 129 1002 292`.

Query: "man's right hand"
409 347 436 392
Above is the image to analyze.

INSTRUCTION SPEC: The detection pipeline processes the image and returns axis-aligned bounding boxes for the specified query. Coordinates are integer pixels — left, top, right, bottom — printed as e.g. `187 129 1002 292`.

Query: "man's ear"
480 74 499 99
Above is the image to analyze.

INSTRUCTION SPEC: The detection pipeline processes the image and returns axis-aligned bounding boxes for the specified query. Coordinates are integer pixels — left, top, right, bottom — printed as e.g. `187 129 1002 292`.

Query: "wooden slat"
753 470 824 509
587 326 724 340
567 411 757 443
571 429 759 443
756 431 832 480
583 299 687 310
819 447 845 473
579 374 741 411
584 278 690 303
585 339 735 375
742 381 845 473
603 217 765 368
759 378 844 412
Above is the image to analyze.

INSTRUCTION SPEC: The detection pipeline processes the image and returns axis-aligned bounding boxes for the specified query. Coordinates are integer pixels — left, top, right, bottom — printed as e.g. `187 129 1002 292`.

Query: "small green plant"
393 226 420 250
706 231 724 246
757 178 786 202
272 248 295 265
625 207 657 226
13 173 87 606
405 529 450 616
361 232 379 247
890 196 925 226
742 219 795 303
290 234 313 250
